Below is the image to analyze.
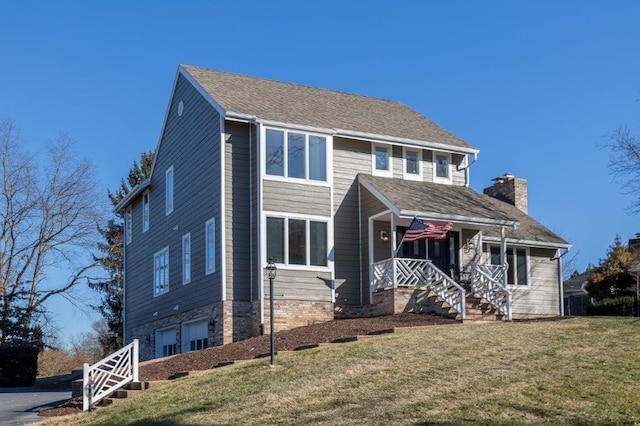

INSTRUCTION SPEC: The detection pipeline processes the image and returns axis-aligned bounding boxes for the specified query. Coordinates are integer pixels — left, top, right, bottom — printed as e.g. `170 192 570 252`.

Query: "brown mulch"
39 313 457 417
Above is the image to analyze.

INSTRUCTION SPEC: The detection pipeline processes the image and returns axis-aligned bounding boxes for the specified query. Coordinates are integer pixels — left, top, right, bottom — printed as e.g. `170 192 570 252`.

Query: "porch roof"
358 174 569 248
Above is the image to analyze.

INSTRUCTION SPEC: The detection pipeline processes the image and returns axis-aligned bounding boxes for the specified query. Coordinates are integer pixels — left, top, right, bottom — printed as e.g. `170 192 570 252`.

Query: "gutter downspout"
551 247 570 316
457 152 478 187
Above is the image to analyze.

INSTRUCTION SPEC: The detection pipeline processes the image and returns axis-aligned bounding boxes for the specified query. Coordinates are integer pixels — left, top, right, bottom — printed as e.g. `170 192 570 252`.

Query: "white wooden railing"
372 258 466 320
470 264 512 320
83 339 139 412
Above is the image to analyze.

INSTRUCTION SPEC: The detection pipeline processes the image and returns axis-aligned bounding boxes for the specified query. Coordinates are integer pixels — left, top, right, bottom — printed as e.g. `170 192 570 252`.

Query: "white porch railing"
470 264 512 320
372 258 466 320
83 339 139 412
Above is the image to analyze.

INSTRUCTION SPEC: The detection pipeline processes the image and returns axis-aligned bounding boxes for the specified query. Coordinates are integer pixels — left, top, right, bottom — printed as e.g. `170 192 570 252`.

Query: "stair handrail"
470 264 512 320
83 339 139 412
371 258 466 320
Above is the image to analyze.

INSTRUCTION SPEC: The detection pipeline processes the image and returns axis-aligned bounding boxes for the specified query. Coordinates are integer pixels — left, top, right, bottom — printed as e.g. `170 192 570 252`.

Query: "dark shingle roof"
181 65 474 151
563 270 593 294
359 174 569 247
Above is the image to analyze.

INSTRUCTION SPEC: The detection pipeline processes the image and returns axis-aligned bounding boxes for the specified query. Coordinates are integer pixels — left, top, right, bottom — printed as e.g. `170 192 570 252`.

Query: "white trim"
368 210 392 304
258 123 265 328
178 66 226 116
182 233 191 285
142 190 150 232
205 217 216 275
153 246 170 297
165 166 174 215
371 144 393 177
482 237 571 249
433 151 452 184
115 179 150 213
402 147 423 181
220 116 226 301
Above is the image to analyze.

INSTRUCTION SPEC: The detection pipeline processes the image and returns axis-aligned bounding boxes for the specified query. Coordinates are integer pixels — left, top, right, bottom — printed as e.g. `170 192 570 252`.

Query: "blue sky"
1 1 639 340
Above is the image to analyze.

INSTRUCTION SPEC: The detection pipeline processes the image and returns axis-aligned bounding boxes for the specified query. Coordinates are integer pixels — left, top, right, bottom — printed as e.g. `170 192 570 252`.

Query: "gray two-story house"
117 65 570 360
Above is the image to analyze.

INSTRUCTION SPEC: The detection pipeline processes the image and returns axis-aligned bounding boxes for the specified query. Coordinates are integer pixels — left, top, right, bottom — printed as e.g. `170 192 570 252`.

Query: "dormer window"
403 148 422 181
433 152 451 184
372 144 392 177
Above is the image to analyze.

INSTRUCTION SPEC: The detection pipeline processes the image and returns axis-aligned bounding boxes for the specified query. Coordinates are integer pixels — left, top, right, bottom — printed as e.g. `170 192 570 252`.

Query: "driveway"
0 387 71 425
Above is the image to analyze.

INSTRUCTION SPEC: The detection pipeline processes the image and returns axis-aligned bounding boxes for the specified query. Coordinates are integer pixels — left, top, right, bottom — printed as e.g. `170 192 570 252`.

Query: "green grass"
45 317 640 425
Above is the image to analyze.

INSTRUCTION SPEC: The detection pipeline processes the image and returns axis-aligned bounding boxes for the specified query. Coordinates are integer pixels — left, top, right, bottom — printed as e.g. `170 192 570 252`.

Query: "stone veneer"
131 299 333 360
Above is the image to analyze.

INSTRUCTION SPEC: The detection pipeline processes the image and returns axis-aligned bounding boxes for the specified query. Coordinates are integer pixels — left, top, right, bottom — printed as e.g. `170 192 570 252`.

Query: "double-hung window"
265 129 327 182
182 233 191 285
266 216 328 267
403 148 422 180
433 152 451 183
490 246 529 286
205 218 215 275
165 166 174 215
125 206 132 245
154 247 170 296
142 190 150 232
372 144 392 177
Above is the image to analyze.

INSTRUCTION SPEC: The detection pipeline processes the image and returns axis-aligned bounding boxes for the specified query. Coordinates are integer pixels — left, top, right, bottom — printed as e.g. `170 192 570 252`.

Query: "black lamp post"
265 258 277 366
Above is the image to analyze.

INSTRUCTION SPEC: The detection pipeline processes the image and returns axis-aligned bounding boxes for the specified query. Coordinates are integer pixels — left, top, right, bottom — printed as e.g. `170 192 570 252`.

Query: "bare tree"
0 118 104 344
604 125 640 214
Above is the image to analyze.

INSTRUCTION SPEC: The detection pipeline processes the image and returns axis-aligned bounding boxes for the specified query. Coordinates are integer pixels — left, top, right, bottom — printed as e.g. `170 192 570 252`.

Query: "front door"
428 231 460 278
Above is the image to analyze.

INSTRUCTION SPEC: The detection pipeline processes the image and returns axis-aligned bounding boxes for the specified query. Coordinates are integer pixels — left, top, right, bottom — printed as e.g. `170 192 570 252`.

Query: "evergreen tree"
89 151 154 352
586 235 637 301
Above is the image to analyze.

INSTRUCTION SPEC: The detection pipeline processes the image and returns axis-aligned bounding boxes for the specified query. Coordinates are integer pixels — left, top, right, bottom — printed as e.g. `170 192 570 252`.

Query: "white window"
182 319 208 352
264 128 327 182
403 148 422 181
490 246 529 287
142 190 150 232
266 216 328 267
372 144 393 177
154 247 170 296
205 218 215 275
165 166 174 215
155 328 176 358
433 152 451 183
125 206 132 245
182 233 191 285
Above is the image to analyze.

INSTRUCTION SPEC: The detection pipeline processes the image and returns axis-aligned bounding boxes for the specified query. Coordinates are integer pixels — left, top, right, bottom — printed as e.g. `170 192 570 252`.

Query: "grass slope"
45 317 640 425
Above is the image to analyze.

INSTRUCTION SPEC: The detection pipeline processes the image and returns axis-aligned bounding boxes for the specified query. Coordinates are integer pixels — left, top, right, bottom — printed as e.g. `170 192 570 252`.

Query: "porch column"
500 226 508 288
390 214 397 258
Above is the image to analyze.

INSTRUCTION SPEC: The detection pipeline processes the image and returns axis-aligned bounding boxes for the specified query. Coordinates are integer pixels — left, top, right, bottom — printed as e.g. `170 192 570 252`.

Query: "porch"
370 257 512 321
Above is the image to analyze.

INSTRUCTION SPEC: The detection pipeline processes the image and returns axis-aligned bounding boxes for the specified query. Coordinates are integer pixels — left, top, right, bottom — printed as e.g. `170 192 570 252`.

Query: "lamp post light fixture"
265 258 277 366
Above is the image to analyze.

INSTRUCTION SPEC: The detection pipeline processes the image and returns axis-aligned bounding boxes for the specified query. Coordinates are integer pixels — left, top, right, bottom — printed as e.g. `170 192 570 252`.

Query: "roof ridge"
180 64 407 107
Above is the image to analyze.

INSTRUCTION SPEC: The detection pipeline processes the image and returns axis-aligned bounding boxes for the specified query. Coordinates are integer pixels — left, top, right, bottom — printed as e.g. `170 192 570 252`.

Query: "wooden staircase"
464 293 505 321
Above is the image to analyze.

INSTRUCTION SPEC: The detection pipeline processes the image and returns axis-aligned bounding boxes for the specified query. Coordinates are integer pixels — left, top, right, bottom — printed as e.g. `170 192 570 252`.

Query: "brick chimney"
483 173 528 214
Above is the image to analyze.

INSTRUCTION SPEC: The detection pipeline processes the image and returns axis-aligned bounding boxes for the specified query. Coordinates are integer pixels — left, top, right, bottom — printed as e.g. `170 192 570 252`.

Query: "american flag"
402 217 453 242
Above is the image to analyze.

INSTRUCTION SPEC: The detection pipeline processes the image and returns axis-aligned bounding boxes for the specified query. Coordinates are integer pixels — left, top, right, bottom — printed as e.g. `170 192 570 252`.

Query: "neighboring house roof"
563 270 593 296
181 65 475 153
359 174 569 248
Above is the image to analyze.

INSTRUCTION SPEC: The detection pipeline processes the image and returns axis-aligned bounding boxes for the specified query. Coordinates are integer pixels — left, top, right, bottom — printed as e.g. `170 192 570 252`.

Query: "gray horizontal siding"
360 186 390 287
125 73 222 334
266 268 332 302
263 180 331 217
224 121 252 301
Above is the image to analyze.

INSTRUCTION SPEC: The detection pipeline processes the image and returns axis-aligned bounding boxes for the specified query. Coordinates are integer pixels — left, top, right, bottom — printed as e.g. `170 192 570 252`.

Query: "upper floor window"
165 166 174 215
154 247 170 296
265 129 327 182
433 152 451 183
266 216 328 267
142 190 150 232
372 144 393 177
205 218 216 275
182 233 191 285
403 148 422 181
490 246 529 287
125 206 132 245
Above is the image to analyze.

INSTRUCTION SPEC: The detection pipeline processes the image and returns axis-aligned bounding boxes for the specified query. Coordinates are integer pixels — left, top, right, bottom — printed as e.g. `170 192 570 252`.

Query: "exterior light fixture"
265 258 277 366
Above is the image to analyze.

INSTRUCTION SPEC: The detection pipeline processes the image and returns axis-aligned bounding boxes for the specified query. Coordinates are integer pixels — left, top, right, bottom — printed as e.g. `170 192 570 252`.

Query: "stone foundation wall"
336 288 453 319
262 299 334 332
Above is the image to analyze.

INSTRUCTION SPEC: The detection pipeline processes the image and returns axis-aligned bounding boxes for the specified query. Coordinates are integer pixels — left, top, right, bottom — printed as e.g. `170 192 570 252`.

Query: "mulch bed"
39 313 457 417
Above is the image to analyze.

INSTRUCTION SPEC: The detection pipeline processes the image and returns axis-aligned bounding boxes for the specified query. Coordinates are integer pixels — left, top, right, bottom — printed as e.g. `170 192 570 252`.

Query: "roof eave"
482 236 572 250
114 179 151 213
399 210 518 229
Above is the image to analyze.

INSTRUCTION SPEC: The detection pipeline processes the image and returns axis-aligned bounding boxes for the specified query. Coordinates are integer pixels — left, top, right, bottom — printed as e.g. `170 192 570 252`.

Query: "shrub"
587 296 637 317
0 344 40 386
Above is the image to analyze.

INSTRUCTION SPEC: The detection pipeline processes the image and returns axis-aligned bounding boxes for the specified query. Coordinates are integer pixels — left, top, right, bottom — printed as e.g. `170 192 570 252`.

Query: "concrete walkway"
0 387 71 425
